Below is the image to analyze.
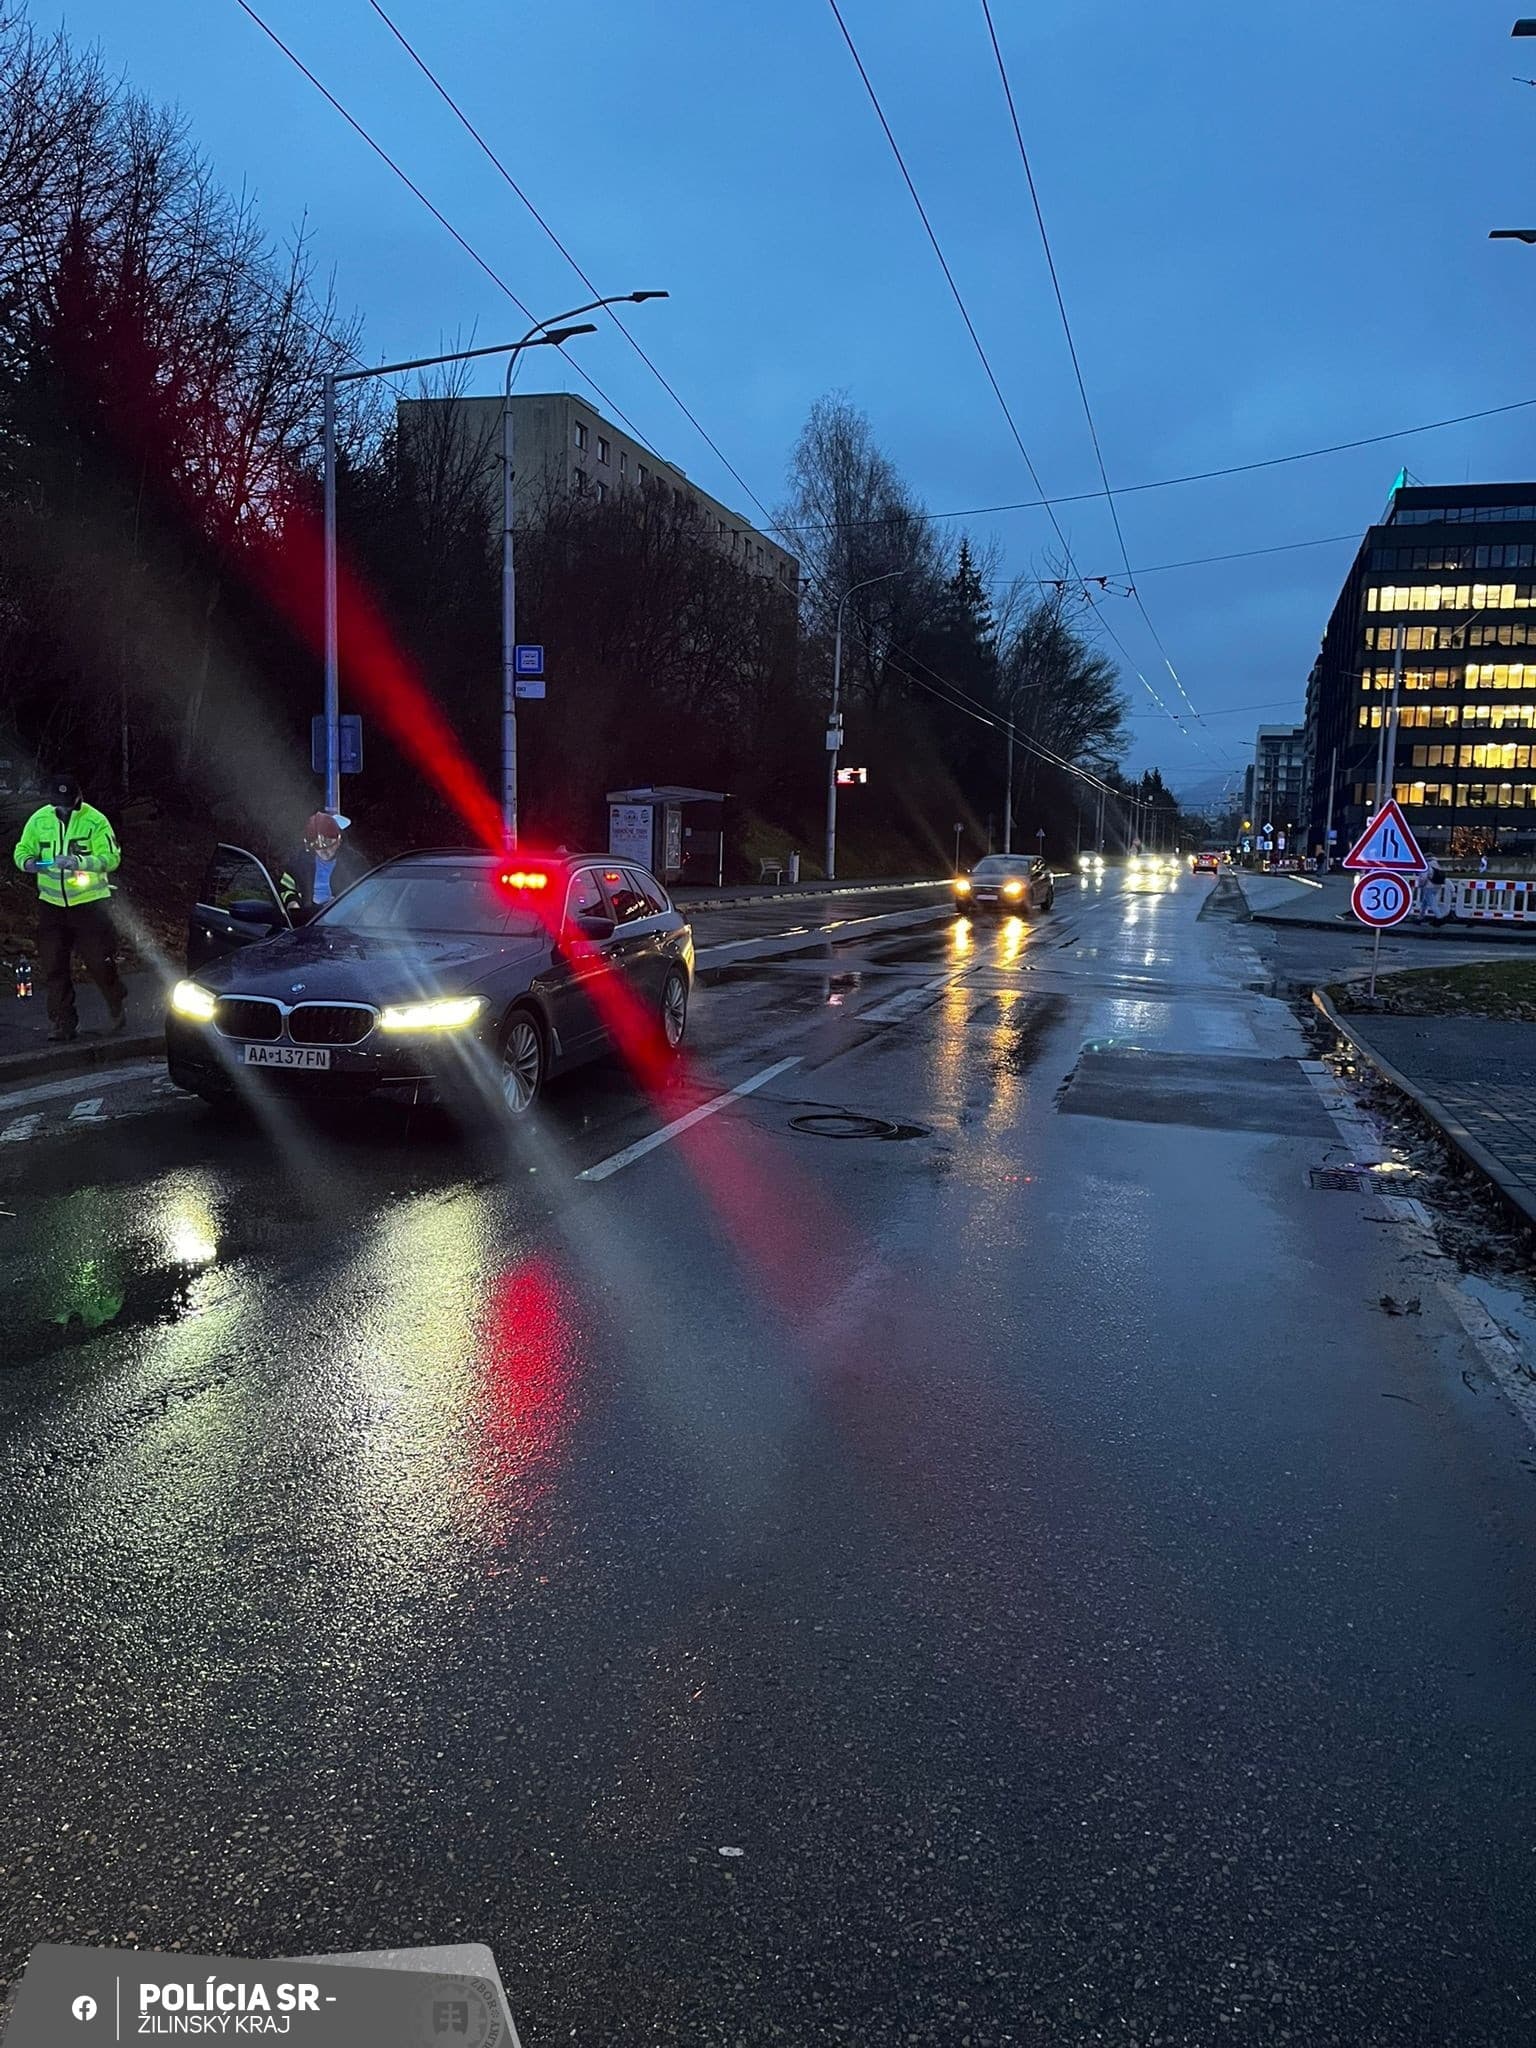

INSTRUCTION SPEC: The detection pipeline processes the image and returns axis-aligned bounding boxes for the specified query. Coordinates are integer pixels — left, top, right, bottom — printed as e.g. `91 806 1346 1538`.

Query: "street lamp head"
628 290 669 303
539 322 599 345
1514 16 1536 31
1489 228 1536 242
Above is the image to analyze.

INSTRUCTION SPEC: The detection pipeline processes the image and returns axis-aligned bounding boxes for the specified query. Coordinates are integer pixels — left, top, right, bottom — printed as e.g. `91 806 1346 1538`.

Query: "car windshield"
971 857 1031 878
317 865 548 937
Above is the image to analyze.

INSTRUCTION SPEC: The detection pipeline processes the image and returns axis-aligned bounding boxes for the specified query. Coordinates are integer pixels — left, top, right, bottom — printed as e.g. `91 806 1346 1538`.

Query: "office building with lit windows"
1305 481 1536 857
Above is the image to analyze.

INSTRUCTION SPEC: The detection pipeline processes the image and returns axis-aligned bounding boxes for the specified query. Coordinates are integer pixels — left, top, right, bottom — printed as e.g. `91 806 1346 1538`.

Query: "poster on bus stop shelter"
608 803 652 866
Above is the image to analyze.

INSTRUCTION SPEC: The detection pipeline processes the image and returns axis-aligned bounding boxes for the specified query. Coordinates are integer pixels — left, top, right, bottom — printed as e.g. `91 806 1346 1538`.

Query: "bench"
759 858 784 884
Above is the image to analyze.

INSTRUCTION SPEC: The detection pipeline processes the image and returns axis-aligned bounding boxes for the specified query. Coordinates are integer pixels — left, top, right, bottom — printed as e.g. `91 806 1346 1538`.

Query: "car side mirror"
571 912 615 942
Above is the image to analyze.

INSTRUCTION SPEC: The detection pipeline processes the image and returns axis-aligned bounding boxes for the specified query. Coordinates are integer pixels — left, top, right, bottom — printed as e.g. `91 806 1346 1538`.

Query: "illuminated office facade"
1305 482 1536 856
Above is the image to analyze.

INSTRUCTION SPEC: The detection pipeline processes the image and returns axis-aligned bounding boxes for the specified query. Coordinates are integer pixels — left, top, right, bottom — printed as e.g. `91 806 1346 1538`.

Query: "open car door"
186 843 292 973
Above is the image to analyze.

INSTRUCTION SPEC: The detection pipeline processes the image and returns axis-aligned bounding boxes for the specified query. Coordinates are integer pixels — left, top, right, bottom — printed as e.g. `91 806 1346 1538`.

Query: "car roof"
372 849 639 871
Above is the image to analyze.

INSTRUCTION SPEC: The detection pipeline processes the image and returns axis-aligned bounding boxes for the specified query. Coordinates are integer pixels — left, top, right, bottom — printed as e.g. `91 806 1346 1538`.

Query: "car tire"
498 1007 546 1117
660 968 689 1052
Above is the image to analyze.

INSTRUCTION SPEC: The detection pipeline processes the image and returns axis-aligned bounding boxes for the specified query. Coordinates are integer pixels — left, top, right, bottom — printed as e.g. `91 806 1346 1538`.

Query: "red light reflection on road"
471 1254 579 1522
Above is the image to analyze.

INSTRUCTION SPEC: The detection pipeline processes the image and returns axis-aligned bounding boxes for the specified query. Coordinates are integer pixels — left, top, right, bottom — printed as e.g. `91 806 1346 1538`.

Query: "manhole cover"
1309 1166 1371 1193
789 1111 925 1141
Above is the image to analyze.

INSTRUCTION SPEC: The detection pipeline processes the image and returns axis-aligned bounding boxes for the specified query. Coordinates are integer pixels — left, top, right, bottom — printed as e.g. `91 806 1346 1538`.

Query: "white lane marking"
68 1097 106 1122
1 1114 42 1143
1286 874 1325 890
577 1057 802 1183
0 1059 162 1112
858 976 956 1024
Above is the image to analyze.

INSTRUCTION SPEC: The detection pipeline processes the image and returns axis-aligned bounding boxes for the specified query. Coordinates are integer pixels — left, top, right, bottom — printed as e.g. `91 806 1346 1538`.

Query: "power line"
233 0 657 449
977 0 1207 735
768 392 1536 535
824 0 1224 766
364 0 783 537
979 527 1361 589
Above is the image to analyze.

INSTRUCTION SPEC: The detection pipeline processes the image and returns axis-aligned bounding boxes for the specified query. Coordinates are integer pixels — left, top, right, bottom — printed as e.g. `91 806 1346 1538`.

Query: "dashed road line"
68 1097 106 1122
1 1114 43 1144
577 1056 802 1183
857 976 957 1024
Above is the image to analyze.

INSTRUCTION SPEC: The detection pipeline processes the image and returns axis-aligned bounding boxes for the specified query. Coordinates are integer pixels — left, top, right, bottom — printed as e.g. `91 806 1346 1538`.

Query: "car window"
566 869 607 924
972 856 1030 878
627 867 670 916
321 865 543 936
602 867 655 925
202 845 284 918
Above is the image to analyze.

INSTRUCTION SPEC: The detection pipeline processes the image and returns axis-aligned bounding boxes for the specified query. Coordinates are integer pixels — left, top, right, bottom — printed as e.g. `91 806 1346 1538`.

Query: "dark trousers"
36 899 126 1034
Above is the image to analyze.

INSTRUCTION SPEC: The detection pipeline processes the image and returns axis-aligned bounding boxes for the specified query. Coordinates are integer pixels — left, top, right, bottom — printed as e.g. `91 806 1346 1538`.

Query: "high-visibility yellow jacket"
12 801 121 908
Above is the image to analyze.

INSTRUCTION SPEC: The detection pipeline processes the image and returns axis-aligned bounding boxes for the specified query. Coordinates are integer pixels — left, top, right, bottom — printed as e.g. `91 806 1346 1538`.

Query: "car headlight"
170 980 217 1023
953 877 972 894
378 996 486 1033
1002 880 1024 897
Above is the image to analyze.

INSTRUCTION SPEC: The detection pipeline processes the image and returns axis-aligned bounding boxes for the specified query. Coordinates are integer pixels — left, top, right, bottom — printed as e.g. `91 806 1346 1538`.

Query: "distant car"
1127 851 1180 877
953 853 1054 916
1077 851 1105 874
1191 851 1221 874
167 845 693 1118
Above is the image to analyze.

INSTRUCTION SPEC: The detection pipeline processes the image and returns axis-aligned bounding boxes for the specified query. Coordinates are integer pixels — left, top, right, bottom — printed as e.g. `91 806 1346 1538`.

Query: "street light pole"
319 302 663 844
322 372 339 815
827 567 912 880
498 290 667 846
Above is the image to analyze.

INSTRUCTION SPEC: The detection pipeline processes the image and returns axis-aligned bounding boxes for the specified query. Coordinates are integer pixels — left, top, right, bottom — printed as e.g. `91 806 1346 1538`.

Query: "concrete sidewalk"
1315 991 1536 1229
673 874 944 911
0 965 166 1081
1239 869 1536 942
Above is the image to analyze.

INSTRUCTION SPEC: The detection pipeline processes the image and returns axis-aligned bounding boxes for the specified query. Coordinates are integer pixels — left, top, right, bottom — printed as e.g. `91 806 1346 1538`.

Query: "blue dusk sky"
47 0 1536 793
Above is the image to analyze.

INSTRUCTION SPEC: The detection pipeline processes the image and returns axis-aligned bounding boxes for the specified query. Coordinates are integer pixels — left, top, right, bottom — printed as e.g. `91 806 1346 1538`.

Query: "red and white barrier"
1436 878 1536 923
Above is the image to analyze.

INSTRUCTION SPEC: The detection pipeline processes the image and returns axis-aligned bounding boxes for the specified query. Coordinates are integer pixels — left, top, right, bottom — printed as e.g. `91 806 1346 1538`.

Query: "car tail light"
500 869 549 891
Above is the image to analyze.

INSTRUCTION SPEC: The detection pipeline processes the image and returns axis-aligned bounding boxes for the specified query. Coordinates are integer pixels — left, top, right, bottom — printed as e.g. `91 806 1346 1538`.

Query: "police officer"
12 771 127 1041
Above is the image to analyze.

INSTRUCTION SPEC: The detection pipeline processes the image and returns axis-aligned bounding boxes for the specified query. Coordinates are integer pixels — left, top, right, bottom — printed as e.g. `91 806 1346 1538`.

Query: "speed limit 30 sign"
1351 868 1415 928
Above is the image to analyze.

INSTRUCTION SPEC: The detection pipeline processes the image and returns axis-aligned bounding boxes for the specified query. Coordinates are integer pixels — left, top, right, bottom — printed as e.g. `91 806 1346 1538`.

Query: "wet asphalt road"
3 872 1536 2046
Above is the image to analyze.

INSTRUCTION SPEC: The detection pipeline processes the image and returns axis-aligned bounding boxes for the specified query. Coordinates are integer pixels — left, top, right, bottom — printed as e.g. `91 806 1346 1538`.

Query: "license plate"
243 1044 330 1069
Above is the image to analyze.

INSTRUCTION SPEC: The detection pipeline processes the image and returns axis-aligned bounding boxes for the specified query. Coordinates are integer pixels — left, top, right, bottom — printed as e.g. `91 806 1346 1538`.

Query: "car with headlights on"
167 845 693 1117
952 853 1054 917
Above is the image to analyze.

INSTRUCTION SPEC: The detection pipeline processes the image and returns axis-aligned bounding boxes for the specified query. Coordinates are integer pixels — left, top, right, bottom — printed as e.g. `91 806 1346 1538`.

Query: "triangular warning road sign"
1341 798 1428 875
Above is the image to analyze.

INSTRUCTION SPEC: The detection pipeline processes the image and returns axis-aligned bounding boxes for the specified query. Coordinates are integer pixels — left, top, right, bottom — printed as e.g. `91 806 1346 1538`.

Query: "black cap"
47 772 79 808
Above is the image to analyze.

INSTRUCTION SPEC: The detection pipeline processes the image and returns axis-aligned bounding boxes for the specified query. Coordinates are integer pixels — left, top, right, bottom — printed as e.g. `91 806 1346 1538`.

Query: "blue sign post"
514 644 544 678
311 714 363 778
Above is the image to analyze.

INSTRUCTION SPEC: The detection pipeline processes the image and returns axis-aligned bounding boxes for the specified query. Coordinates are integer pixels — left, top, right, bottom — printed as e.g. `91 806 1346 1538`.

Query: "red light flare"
253 499 505 848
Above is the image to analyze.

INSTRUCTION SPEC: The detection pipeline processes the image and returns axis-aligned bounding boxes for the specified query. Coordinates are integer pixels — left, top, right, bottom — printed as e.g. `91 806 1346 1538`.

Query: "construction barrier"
1419 878 1536 923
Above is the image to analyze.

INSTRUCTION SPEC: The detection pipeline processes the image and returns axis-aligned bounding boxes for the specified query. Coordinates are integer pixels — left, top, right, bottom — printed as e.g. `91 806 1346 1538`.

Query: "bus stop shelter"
606 785 728 887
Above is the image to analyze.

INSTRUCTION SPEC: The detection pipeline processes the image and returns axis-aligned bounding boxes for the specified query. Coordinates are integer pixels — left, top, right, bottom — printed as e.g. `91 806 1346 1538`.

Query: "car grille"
214 996 282 1042
289 1003 375 1047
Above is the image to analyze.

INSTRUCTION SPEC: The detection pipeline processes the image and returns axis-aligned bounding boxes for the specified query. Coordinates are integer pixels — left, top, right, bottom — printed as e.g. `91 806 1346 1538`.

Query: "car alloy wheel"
661 970 688 1049
500 1011 544 1115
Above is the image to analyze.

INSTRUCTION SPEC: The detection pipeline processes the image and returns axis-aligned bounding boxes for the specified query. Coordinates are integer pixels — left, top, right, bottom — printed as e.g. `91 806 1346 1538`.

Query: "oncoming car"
166 845 694 1117
953 853 1055 917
